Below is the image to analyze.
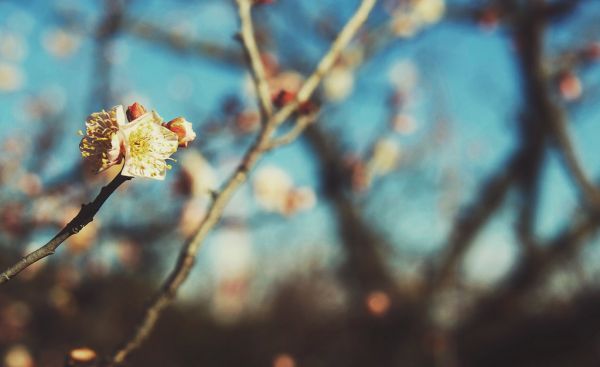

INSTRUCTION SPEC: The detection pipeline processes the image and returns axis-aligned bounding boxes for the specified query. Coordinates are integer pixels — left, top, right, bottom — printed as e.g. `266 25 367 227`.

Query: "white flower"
414 0 445 24
0 63 24 92
253 165 316 215
121 111 179 179
253 166 293 213
79 105 127 173
369 138 401 176
80 105 180 180
323 65 355 102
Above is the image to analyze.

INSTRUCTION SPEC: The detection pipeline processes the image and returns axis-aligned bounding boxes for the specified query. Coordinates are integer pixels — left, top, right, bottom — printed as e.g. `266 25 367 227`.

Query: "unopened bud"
272 90 295 108
164 117 196 147
126 102 147 121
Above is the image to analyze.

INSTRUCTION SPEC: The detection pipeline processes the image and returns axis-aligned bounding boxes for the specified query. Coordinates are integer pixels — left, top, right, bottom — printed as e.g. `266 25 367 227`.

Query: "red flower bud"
126 102 147 122
272 90 296 108
164 117 196 148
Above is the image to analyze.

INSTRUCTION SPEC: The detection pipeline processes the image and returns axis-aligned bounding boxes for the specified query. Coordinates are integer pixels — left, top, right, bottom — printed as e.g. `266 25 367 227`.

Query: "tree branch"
0 173 131 285
236 0 274 119
266 113 317 150
106 1 377 364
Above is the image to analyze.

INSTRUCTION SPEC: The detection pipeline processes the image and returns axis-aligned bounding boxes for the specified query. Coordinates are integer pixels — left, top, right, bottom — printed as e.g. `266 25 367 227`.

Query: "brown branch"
423 153 519 294
549 113 600 208
107 1 377 364
236 0 274 119
266 113 317 150
460 0 600 326
304 124 398 303
125 19 242 66
0 173 131 285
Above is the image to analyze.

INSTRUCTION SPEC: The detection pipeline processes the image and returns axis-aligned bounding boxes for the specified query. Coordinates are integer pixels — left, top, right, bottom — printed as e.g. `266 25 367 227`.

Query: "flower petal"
79 105 126 172
121 111 178 180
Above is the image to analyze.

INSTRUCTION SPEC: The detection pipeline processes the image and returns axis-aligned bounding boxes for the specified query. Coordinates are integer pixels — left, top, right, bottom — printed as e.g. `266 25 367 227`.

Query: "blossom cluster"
79 103 195 180
389 0 445 38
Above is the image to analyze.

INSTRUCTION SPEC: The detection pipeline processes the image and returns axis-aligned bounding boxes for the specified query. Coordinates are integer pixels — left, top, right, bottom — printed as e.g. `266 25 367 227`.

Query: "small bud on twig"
126 102 147 122
272 90 295 108
164 117 197 147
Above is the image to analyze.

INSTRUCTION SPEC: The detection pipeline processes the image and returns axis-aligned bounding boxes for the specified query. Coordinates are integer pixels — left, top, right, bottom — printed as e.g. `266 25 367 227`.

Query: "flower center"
128 128 153 158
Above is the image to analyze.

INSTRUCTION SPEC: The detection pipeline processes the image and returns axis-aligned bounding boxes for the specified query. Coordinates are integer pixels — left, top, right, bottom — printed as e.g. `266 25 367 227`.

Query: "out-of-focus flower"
176 150 218 197
4 345 34 367
0 63 24 92
49 285 76 315
368 138 401 176
413 0 445 24
164 117 196 148
80 104 192 180
254 166 293 212
253 166 316 215
391 113 417 135
210 229 254 323
114 240 141 268
0 302 31 341
0 32 28 62
67 348 97 365
18 173 42 196
388 59 419 93
390 0 445 38
366 290 391 316
558 71 582 101
284 187 316 215
341 46 365 69
42 28 81 58
323 65 355 102
267 71 304 95
235 109 260 133
0 202 25 236
391 12 420 38
272 354 296 367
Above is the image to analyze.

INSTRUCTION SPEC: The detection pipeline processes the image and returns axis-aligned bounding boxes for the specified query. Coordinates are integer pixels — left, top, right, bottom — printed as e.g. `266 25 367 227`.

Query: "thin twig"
107 1 377 364
236 0 274 119
266 113 317 150
423 153 519 294
126 19 243 66
271 0 376 125
548 112 600 208
0 173 131 285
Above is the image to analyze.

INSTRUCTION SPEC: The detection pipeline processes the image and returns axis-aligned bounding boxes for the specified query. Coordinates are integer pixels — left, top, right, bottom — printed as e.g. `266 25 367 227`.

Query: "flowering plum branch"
107 0 377 364
0 103 196 285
